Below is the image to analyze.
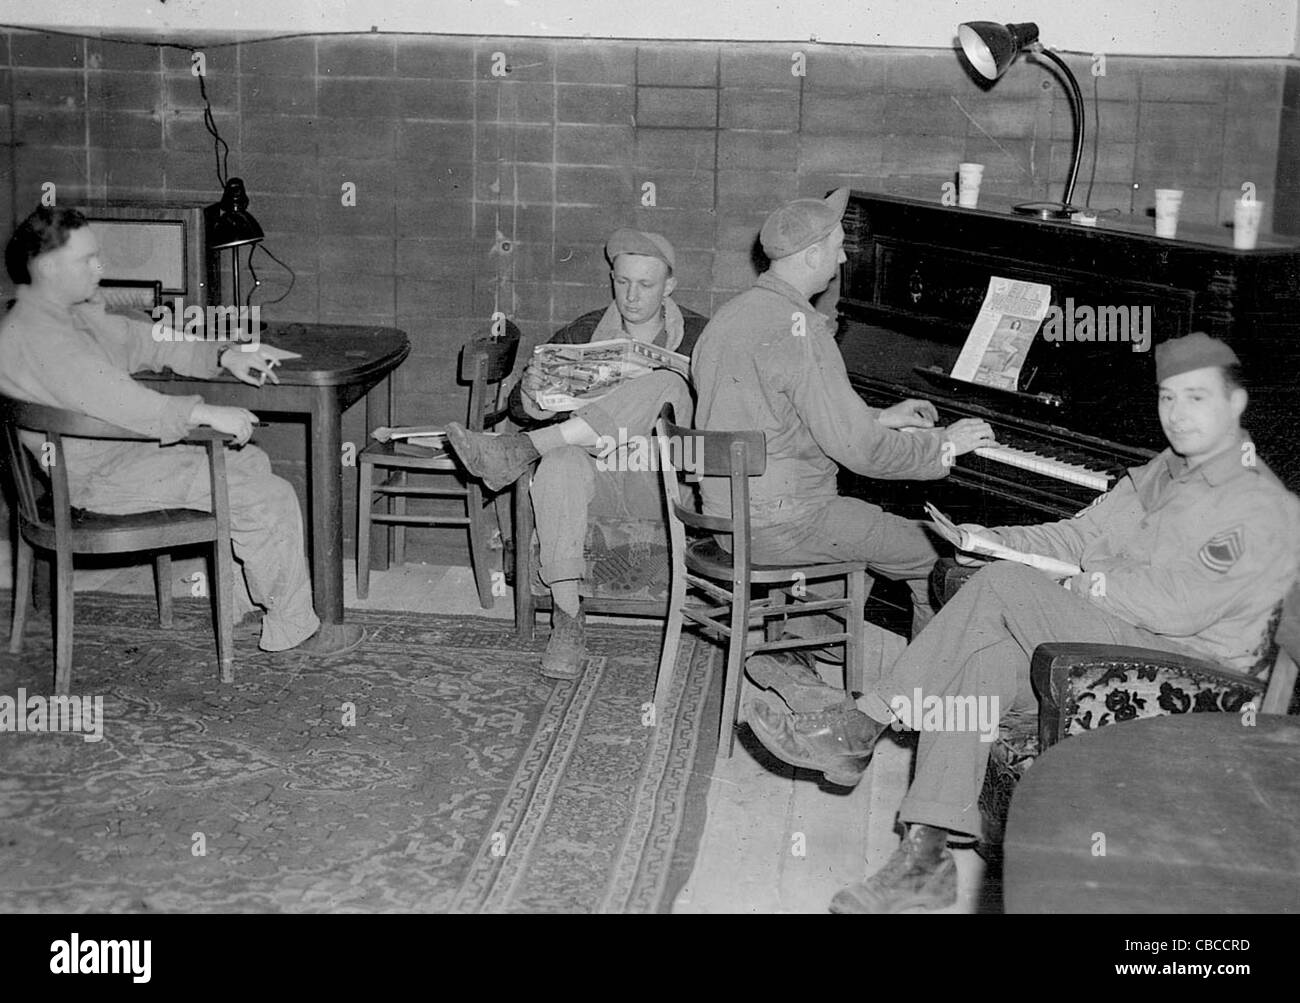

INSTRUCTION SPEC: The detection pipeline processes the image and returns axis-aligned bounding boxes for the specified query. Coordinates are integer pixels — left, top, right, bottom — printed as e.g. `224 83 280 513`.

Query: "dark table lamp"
205 177 264 310
958 20 1085 220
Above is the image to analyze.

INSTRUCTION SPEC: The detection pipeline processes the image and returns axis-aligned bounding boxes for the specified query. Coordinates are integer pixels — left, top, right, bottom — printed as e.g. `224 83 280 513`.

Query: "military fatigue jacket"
692 272 948 528
992 437 1300 673
0 285 220 499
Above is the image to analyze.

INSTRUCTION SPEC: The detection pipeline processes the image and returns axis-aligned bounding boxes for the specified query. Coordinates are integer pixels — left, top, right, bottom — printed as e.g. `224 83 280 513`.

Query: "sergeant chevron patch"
1198 525 1245 573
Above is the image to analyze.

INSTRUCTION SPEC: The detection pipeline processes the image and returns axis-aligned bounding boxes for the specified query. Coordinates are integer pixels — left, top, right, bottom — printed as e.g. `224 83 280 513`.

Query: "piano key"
972 444 1113 491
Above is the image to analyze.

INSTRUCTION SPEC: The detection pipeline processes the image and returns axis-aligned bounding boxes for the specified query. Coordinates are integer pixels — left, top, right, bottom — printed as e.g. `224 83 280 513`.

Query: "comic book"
530 338 690 411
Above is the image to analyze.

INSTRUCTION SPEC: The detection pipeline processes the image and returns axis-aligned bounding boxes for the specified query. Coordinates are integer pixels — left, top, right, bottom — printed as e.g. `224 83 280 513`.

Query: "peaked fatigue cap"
1155 331 1241 383
605 228 676 272
760 187 850 259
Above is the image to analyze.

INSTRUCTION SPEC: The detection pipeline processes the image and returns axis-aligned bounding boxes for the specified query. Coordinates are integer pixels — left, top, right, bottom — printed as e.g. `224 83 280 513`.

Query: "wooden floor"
0 542 987 913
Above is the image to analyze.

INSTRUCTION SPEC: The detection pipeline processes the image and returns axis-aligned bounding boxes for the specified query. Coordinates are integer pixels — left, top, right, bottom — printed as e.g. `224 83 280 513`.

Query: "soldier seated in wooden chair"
0 206 362 657
445 229 707 679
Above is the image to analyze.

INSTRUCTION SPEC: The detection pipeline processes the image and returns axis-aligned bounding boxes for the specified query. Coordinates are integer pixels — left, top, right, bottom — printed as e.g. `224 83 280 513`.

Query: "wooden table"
1003 714 1300 913
137 323 410 627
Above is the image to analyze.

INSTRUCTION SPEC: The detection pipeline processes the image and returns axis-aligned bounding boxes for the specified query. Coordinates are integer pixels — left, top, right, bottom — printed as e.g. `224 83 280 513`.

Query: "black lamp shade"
954 20 1085 219
205 177 264 250
958 21 1041 80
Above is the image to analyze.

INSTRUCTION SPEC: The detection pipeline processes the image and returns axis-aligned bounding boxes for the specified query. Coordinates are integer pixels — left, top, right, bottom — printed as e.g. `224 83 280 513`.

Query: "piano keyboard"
973 444 1113 492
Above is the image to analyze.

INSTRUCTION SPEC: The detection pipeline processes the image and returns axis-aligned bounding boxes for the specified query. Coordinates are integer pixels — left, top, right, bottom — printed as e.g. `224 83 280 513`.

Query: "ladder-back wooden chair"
653 404 869 757
356 326 519 607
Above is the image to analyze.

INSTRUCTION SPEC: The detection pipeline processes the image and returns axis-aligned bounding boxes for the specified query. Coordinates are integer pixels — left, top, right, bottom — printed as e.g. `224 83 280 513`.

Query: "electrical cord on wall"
0 23 299 309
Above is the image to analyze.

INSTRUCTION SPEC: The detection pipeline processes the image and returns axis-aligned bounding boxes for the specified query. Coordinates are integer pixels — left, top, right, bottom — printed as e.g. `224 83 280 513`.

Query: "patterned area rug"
0 593 720 913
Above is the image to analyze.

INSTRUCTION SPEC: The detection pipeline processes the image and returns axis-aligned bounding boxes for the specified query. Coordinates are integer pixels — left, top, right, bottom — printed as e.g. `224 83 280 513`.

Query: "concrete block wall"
0 29 1291 562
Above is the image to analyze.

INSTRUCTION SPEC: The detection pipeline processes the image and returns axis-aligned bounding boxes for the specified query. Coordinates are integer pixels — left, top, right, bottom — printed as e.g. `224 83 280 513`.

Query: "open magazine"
925 502 1081 578
370 424 450 452
530 338 690 412
950 277 1052 391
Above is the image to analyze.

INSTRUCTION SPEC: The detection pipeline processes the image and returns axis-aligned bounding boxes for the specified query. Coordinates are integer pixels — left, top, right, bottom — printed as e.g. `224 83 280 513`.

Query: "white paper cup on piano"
1154 189 1183 238
958 163 984 208
1233 198 1264 249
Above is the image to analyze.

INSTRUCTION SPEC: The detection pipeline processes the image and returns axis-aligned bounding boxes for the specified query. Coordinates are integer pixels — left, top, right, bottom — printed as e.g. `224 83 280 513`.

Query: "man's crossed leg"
747 560 1193 913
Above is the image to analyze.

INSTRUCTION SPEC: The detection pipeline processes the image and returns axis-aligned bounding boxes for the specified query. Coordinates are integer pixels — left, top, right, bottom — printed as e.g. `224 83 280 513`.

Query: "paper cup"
1154 189 1183 238
958 163 984 208
1233 198 1263 249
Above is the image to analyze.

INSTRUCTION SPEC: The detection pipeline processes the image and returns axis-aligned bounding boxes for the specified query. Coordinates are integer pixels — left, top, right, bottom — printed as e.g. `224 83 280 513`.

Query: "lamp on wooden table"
205 177 264 333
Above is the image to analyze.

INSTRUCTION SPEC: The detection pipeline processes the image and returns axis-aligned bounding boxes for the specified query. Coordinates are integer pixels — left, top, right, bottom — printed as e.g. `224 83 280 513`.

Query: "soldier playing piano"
746 331 1300 914
692 188 997 702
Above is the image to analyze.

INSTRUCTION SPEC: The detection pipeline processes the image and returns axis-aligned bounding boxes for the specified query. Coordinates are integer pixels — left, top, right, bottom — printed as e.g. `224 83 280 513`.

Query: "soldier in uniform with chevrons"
746 331 1300 914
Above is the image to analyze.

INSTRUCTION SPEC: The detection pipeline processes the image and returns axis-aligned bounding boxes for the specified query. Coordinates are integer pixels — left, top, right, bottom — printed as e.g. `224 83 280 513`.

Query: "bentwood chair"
653 404 870 757
0 392 236 695
356 325 519 607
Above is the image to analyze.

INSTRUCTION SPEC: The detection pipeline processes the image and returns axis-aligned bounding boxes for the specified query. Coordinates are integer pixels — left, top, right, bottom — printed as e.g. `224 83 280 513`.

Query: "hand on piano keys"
943 418 999 457
879 398 940 429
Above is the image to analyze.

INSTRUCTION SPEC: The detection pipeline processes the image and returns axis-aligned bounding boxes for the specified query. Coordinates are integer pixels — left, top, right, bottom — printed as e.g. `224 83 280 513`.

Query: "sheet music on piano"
949 277 1052 391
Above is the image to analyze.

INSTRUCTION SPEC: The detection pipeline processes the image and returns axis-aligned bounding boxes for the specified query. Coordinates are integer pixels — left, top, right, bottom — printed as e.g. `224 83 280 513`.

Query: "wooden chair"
356 327 519 608
653 405 870 757
511 466 674 637
0 392 235 695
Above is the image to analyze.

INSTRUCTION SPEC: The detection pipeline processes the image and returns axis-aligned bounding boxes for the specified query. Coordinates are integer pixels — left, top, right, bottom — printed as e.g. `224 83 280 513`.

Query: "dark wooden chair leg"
9 535 33 653
513 470 536 640
654 568 688 717
846 569 868 694
720 585 750 758
154 552 173 627
206 438 234 684
392 470 408 566
356 458 374 600
765 587 787 642
54 544 74 696
466 482 495 609
211 546 235 684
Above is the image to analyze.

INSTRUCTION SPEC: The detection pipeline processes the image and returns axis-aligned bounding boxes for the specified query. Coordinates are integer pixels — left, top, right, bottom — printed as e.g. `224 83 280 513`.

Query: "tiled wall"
0 29 1291 561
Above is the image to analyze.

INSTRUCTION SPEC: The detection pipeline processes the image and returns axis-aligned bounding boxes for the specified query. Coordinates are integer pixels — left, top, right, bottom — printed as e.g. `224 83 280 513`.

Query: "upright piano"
835 192 1300 525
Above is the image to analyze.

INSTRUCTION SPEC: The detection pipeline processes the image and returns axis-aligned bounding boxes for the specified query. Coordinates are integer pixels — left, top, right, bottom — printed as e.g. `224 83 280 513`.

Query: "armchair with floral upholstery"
929 558 1300 850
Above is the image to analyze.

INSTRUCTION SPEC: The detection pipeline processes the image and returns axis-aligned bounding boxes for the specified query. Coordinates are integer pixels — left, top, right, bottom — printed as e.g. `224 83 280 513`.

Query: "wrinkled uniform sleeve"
84 302 223 380
1066 496 1293 637
778 319 948 480
56 304 213 443
990 477 1135 564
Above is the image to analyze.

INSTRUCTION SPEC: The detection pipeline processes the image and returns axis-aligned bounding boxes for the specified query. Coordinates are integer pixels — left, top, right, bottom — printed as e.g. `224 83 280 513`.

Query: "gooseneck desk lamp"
957 20 1085 220
205 177 264 310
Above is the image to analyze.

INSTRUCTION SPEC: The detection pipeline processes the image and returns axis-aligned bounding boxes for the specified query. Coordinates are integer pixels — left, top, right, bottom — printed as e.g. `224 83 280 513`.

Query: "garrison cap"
1155 332 1240 383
